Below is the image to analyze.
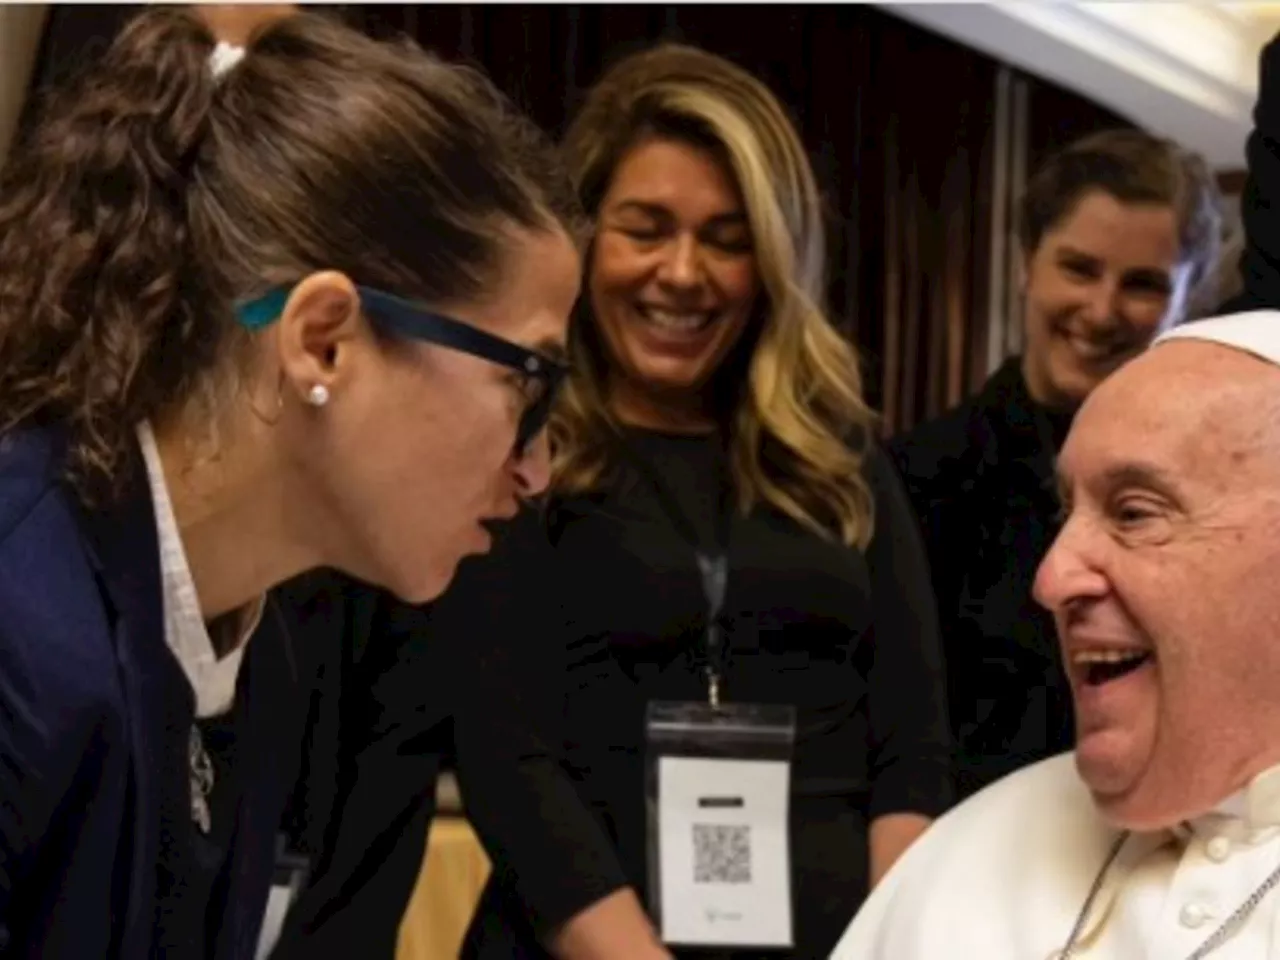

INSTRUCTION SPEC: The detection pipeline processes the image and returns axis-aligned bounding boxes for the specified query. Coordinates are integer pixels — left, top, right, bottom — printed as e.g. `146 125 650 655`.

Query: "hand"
869 812 933 887
550 888 674 960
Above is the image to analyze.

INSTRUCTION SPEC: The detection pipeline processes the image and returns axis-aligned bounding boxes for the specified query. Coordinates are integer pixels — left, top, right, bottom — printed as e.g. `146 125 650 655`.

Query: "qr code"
692 823 752 884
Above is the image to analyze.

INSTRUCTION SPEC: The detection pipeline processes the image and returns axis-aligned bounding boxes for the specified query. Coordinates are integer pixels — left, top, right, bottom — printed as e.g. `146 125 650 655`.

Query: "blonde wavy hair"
553 43 877 548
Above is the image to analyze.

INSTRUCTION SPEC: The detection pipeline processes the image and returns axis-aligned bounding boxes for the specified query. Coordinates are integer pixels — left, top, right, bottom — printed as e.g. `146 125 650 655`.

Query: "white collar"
136 421 262 717
1177 763 1280 846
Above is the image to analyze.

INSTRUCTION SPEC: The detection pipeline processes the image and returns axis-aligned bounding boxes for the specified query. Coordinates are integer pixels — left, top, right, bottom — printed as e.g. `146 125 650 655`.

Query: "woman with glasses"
0 8 581 959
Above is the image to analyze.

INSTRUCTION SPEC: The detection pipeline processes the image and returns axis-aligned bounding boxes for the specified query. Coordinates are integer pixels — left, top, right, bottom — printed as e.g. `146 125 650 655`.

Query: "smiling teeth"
645 308 708 332
1072 650 1148 665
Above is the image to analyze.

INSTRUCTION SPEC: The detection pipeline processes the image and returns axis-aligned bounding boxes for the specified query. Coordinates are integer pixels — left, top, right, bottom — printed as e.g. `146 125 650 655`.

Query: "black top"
1225 30 1280 314
270 537 629 959
152 710 240 960
273 432 950 960
467 431 952 958
888 356 1074 801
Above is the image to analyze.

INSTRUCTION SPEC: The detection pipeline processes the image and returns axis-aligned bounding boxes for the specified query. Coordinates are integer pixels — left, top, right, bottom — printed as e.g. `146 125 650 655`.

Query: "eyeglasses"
237 284 570 456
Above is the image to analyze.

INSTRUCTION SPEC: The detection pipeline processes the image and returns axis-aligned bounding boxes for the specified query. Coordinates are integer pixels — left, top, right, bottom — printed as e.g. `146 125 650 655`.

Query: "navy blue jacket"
0 428 316 958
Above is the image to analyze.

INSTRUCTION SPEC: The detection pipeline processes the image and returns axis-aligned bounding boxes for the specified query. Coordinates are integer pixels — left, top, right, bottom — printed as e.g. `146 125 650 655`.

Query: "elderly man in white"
833 311 1280 960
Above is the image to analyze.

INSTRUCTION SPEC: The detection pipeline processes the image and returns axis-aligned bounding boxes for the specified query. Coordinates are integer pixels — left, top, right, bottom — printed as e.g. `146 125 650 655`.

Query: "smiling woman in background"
450 42 953 959
889 130 1223 803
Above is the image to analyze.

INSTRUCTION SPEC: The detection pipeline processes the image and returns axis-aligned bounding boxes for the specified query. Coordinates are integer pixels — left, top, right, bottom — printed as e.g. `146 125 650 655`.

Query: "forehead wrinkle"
1060 362 1233 506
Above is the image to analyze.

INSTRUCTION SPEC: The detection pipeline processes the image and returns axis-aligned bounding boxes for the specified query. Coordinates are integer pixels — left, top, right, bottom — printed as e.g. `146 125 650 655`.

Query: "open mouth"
636 303 718 335
1073 649 1154 686
1054 326 1132 363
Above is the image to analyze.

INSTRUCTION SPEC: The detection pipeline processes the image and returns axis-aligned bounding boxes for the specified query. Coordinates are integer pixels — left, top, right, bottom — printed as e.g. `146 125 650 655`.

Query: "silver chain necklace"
1059 830 1280 959
189 724 215 834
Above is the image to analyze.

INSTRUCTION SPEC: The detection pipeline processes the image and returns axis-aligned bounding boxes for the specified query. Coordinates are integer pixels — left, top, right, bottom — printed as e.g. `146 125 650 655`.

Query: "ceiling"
883 2 1270 170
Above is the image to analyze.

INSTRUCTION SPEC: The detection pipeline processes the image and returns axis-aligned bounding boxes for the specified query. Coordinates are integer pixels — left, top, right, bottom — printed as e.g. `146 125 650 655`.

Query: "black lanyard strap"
615 432 734 705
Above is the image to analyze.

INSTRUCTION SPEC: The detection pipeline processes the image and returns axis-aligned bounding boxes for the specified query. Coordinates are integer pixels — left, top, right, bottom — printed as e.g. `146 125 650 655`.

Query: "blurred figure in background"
889 130 1222 801
0 8 582 957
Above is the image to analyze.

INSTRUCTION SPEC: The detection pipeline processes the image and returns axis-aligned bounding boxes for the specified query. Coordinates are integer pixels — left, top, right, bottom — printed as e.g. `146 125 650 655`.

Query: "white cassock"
830 754 1280 959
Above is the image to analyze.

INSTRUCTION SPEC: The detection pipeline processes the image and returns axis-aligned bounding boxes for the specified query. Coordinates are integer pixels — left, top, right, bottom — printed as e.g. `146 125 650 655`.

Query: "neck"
152 408 325 622
1019 353 1079 416
608 377 717 434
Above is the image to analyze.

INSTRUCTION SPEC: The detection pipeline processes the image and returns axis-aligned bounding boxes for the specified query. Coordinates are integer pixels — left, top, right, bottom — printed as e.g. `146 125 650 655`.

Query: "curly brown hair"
0 8 583 500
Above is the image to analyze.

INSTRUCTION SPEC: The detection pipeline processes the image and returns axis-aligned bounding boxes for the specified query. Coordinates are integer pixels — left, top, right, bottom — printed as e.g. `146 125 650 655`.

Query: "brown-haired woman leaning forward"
0 8 583 958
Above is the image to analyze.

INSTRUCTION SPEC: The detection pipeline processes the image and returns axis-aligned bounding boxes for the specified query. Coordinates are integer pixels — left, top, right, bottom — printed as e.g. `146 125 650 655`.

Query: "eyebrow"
1056 245 1172 282
1055 459 1183 502
610 199 746 225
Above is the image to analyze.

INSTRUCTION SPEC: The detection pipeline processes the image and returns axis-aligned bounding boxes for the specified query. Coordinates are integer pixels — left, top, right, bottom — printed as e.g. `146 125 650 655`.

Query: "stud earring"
306 384 330 407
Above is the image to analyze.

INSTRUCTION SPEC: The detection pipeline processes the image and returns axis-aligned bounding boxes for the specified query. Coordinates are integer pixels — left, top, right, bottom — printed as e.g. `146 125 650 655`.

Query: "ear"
273 270 368 407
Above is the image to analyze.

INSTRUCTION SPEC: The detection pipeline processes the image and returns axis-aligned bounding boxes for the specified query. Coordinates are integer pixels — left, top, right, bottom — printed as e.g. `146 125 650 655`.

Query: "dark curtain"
1027 76 1134 173
19 4 1127 436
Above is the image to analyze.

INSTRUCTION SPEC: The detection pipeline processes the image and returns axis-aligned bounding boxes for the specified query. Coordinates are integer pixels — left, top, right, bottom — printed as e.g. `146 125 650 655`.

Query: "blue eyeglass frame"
237 284 570 455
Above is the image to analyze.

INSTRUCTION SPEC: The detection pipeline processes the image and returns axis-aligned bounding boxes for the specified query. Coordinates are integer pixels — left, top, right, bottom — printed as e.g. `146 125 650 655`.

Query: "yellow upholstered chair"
395 774 492 960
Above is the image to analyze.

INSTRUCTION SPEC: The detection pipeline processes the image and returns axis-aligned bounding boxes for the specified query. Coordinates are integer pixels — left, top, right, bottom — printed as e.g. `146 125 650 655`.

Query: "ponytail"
0 7 587 504
0 9 219 496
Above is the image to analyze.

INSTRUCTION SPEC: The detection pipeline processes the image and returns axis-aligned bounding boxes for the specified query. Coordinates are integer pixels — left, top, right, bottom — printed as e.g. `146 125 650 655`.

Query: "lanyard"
617 434 734 706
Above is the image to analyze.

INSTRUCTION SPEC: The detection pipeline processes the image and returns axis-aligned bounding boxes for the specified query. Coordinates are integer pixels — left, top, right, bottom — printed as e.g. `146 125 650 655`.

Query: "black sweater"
273 436 951 959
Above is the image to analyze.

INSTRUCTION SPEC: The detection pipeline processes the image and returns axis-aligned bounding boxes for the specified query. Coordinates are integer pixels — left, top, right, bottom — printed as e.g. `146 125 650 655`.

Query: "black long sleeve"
863 447 954 820
449 510 629 937
271 580 445 960
272 515 628 957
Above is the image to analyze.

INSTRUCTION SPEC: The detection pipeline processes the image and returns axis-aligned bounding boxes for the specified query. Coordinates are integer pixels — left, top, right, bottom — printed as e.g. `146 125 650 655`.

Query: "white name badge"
657 755 793 947
645 701 796 950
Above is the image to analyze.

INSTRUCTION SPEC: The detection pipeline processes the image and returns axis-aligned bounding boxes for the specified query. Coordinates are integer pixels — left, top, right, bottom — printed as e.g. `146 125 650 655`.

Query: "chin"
390 575 450 606
1045 362 1101 408
383 558 460 606
1081 755 1197 832
634 363 705 395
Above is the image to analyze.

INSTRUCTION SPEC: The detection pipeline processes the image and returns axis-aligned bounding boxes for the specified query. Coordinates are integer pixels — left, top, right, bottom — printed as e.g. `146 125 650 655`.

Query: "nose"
1081 276 1123 330
656 233 702 291
1032 516 1109 615
512 430 551 497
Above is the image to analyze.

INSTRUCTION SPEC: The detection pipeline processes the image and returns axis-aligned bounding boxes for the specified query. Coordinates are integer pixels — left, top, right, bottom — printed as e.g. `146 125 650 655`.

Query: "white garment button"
1180 902 1212 929
1206 836 1231 862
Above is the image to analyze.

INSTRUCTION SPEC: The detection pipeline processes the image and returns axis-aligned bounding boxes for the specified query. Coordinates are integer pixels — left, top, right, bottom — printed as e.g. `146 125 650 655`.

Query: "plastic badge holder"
645 700 797 949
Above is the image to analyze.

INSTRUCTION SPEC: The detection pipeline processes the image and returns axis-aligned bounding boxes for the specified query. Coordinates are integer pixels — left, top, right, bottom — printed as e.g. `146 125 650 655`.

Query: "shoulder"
886 394 987 503
0 427 105 640
0 427 67 541
833 754 1112 958
0 434 125 777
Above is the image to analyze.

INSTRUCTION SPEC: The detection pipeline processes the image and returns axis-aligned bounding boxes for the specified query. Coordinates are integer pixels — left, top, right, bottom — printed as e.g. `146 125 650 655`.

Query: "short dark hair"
1018 129 1223 290
0 9 584 497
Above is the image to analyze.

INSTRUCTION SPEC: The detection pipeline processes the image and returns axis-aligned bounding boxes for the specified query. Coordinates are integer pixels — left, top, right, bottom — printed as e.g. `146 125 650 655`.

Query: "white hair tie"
209 41 247 81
